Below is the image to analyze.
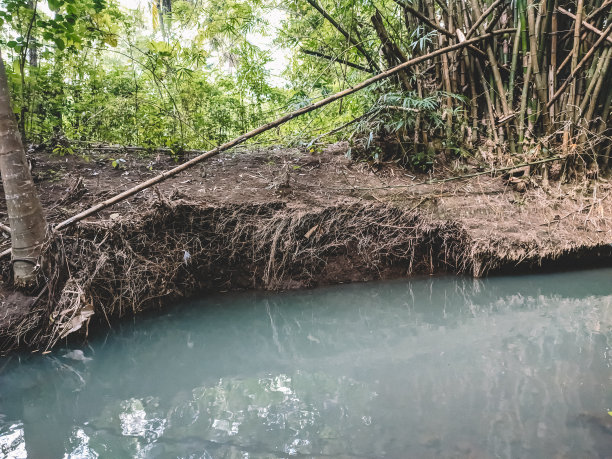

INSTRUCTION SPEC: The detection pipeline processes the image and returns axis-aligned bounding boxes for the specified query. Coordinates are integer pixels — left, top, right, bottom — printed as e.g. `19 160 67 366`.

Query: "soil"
1 142 612 353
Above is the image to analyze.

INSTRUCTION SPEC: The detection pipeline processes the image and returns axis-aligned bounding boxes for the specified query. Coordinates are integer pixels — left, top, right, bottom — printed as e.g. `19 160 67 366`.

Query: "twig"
333 157 564 191
540 191 611 226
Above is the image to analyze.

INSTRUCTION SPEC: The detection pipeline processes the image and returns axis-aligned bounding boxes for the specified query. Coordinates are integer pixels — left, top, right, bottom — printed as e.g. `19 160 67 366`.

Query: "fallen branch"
48 30 513 233
0 29 516 261
0 222 10 235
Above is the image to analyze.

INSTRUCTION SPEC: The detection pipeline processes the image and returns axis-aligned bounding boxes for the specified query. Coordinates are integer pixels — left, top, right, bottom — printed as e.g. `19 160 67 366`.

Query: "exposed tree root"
1 199 473 353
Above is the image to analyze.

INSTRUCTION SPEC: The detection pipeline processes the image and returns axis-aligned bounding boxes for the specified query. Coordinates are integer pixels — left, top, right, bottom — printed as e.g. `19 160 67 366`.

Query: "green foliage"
110 157 126 169
0 0 483 166
0 0 293 150
52 144 74 156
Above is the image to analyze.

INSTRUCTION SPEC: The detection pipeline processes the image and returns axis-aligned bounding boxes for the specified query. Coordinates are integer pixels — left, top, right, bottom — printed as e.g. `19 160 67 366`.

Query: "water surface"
1 270 611 458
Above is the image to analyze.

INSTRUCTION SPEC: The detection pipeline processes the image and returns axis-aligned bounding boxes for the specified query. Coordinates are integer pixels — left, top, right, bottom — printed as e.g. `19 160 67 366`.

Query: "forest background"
1 0 611 171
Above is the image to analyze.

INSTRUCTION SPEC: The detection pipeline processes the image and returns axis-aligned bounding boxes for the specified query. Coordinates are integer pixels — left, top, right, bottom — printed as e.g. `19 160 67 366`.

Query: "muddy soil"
1 143 611 353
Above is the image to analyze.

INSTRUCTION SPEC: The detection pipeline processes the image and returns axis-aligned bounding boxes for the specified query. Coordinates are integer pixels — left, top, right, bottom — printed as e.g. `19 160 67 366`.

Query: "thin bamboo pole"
547 21 612 109
47 30 514 233
569 0 584 124
557 7 612 44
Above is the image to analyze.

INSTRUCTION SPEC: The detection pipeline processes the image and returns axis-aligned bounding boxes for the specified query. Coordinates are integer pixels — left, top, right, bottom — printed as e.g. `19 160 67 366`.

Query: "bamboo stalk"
470 0 511 116
507 20 522 107
550 5 557 118
518 51 534 148
557 7 612 44
465 0 506 39
569 0 584 124
305 0 380 72
537 0 554 65
547 21 612 109
579 46 610 117
527 0 551 130
475 59 501 145
584 47 612 123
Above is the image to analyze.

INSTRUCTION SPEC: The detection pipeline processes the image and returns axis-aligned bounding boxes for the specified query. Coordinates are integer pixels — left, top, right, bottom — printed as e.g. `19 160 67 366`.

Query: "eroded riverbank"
1 145 612 353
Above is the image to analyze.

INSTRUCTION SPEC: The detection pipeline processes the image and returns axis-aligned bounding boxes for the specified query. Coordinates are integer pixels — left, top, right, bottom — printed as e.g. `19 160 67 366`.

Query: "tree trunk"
0 52 46 286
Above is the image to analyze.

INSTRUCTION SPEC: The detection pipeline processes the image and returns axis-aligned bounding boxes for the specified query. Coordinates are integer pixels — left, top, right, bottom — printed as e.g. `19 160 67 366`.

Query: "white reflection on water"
64 428 98 459
0 421 26 459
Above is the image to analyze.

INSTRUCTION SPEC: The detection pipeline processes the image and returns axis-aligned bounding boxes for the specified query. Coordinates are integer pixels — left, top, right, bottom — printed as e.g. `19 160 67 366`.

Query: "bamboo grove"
289 0 612 168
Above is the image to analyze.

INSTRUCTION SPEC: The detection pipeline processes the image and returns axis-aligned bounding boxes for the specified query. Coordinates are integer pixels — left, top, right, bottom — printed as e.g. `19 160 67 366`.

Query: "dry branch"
47 30 513 234
557 7 612 44
547 21 612 109
301 49 375 73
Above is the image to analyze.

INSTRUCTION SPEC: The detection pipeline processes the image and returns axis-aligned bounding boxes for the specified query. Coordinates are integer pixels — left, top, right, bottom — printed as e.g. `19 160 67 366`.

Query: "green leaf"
48 0 62 12
54 38 65 51
6 41 17 48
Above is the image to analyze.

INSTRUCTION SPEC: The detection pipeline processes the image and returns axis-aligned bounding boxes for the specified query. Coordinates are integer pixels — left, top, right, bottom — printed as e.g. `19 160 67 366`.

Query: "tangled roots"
3 199 474 352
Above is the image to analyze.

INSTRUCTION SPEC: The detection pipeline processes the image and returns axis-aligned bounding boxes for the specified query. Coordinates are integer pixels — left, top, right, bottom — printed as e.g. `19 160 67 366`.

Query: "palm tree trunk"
0 52 46 286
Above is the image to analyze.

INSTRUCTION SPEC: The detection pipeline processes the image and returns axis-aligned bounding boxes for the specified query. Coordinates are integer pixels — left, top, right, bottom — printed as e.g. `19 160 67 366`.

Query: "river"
0 269 611 458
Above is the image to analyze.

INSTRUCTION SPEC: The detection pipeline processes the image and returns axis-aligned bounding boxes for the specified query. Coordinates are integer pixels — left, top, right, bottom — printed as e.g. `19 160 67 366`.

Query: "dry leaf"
60 303 94 339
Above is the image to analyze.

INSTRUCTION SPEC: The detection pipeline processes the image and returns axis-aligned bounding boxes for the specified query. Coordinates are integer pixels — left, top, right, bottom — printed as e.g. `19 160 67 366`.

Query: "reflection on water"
0 269 611 458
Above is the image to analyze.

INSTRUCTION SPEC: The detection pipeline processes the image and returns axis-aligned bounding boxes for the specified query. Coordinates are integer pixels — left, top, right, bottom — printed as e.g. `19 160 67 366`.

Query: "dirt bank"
1 144 611 353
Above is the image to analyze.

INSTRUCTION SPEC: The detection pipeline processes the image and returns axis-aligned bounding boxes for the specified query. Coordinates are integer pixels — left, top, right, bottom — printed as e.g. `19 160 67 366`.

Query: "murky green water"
1 270 611 458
